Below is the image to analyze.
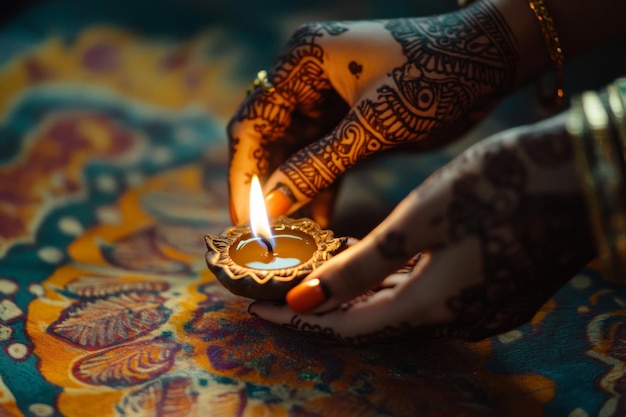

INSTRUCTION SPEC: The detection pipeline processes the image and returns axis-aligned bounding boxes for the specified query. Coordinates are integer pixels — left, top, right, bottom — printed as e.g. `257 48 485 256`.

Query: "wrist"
488 0 626 90
486 0 554 89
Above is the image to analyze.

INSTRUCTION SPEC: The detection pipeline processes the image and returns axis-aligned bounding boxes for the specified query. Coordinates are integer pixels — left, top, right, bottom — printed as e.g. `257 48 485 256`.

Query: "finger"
250 244 481 344
284 182 450 314
249 289 400 344
262 56 459 219
227 87 295 225
229 22 357 226
249 285 407 344
261 110 353 218
229 85 348 225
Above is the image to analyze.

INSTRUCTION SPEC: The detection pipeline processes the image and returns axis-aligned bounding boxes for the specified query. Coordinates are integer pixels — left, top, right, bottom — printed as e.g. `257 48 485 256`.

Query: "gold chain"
528 0 565 108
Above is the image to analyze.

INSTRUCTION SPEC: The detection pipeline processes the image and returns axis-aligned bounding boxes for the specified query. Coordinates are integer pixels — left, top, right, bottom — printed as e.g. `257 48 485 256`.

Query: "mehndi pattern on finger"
229 23 350 184
274 23 347 104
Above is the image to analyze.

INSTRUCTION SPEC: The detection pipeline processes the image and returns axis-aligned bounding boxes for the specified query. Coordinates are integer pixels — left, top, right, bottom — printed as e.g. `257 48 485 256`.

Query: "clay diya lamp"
205 176 347 300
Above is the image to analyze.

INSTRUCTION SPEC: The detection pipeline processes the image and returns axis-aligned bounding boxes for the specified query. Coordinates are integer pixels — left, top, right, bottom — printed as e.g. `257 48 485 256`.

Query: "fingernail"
286 278 330 314
265 183 296 218
229 199 239 225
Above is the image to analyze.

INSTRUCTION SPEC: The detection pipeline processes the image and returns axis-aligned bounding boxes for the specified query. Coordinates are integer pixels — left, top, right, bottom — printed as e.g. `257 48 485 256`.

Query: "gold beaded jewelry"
528 0 565 109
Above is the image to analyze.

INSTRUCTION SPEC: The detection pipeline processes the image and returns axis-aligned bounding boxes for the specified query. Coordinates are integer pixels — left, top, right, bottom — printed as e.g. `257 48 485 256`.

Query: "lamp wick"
260 237 273 253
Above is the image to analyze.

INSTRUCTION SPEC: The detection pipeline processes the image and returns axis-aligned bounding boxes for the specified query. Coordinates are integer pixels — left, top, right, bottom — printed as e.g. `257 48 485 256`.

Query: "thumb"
284 186 448 314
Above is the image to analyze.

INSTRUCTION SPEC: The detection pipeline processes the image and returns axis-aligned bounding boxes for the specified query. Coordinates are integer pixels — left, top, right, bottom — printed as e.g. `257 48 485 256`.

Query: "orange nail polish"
265 188 293 218
286 278 330 314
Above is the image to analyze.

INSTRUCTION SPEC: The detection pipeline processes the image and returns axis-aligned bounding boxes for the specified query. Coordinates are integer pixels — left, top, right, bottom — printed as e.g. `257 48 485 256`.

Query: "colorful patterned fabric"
1 1 626 416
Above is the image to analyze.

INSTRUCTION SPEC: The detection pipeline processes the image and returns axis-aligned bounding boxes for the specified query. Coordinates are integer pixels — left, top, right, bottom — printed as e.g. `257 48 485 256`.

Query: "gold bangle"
570 85 626 282
606 79 626 278
607 79 626 153
584 91 624 280
528 0 565 108
569 97 605 273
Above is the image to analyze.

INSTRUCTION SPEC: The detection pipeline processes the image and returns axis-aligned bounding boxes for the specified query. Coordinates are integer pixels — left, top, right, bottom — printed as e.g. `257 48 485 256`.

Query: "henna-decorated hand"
227 1 520 226
248 113 597 344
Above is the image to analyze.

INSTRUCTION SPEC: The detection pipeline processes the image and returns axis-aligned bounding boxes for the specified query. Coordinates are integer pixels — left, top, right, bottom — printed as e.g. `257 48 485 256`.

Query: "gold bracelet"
606 79 626 279
569 83 626 282
528 0 565 108
607 79 626 154
569 97 606 274
585 91 624 280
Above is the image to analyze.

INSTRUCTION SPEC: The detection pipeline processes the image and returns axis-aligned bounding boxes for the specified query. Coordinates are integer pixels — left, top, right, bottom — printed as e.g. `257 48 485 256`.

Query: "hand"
248 113 596 344
227 2 520 226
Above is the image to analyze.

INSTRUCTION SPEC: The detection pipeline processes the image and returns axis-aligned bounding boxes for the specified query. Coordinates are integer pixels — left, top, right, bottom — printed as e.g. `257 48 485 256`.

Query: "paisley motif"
48 292 171 350
73 338 181 387
118 375 197 417
65 275 170 298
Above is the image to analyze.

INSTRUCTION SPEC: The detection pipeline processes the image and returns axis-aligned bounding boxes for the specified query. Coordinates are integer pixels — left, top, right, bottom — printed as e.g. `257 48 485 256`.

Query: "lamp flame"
249 175 275 250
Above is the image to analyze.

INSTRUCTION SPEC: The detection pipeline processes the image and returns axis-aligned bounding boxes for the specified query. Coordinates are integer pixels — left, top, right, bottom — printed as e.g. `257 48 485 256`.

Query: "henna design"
376 231 410 259
444 193 593 340
279 3 518 200
229 23 349 183
348 61 363 79
270 182 298 204
285 315 336 338
283 112 365 197
361 1 517 143
285 313 462 346
323 22 350 36
272 23 347 106
394 253 422 274
483 147 526 189
519 128 573 166
284 315 420 346
227 133 240 177
440 131 594 340
227 94 293 180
